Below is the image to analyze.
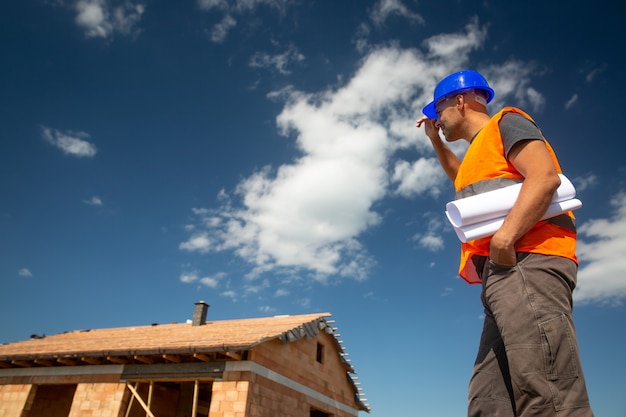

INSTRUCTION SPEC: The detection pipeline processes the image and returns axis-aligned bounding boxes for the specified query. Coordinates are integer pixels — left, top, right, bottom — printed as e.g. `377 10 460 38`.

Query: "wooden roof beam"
162 354 181 363
11 360 34 368
81 356 103 365
57 357 78 366
222 351 242 361
193 353 214 362
106 356 130 365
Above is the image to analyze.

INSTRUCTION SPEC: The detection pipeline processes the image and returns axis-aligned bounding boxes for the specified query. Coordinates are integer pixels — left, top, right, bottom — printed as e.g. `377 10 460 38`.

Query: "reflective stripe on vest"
454 107 578 284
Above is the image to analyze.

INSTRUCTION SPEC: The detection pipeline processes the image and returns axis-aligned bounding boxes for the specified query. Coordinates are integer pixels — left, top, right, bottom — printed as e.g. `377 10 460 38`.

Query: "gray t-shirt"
499 112 544 158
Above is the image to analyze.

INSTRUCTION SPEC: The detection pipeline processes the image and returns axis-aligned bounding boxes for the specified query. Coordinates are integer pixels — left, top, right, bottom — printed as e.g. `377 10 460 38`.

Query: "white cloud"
584 64 607 83
179 233 212 253
221 290 238 301
197 0 226 10
369 0 424 27
199 274 222 288
525 87 545 112
83 196 103 206
75 0 145 39
412 215 445 252
210 15 236 43
274 288 289 297
297 297 311 308
392 157 446 198
182 42 435 278
483 60 546 114
422 18 487 64
198 0 291 43
573 173 598 192
198 0 291 13
565 93 578 109
244 279 270 295
18 268 33 277
41 126 97 158
575 193 626 305
415 232 444 251
249 45 305 75
181 20 548 284
441 287 454 297
180 271 199 283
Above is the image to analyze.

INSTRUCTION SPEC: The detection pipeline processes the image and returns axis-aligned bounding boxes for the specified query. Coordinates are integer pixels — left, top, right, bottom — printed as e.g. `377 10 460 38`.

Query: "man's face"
434 95 461 141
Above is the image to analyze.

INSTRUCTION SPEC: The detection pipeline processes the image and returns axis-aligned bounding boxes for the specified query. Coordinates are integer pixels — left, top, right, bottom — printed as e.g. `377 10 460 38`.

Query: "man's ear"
456 94 464 109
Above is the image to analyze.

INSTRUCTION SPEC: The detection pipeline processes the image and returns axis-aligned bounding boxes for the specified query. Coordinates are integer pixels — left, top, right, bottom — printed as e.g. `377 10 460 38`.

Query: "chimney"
192 301 209 326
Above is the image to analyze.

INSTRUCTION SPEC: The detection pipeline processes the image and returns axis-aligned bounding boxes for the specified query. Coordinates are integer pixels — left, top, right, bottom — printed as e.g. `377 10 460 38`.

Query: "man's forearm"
429 136 461 182
494 175 561 247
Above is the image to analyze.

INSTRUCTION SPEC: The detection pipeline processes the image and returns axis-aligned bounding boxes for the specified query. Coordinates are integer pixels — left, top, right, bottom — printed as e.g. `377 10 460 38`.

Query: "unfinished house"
0 302 369 417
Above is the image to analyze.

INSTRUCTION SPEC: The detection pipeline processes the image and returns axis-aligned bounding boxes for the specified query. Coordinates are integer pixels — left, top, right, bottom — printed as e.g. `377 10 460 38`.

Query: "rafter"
107 356 130 365
134 355 155 364
222 351 243 361
57 357 78 366
162 354 181 363
81 356 103 365
193 353 214 362
11 360 34 368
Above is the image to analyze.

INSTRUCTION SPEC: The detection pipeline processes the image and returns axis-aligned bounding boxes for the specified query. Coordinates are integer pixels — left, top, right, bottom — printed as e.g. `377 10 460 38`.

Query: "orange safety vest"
455 107 577 284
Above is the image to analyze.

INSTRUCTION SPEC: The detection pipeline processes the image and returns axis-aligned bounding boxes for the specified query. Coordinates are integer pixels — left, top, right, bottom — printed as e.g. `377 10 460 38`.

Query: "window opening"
310 408 331 417
316 342 324 363
24 384 77 417
124 381 212 417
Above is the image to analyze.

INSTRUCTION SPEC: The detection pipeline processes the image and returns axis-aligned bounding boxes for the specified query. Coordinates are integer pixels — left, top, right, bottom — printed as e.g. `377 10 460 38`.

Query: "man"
416 70 594 417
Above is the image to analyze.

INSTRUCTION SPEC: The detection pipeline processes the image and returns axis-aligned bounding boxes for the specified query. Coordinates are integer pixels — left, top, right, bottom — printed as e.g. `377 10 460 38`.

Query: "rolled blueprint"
445 174 576 228
452 198 582 243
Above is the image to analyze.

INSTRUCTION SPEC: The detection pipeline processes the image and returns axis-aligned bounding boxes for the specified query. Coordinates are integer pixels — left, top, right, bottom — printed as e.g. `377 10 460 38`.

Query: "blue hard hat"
422 70 495 119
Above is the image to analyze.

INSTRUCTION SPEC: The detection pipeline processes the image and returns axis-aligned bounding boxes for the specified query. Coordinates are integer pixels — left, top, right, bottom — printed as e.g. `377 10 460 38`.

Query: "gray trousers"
468 253 594 417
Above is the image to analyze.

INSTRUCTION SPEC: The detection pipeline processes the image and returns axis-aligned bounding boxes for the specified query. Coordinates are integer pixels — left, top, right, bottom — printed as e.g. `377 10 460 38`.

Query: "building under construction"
0 302 369 417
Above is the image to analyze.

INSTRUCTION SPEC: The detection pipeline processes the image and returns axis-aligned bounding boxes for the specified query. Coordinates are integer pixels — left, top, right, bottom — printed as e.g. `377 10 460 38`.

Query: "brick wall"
214 332 359 417
67 382 127 417
208 379 250 417
0 384 32 417
224 370 357 417
249 332 357 410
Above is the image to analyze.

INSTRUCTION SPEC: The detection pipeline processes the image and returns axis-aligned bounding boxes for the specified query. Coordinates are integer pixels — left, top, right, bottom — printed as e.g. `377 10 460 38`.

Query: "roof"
0 313 334 360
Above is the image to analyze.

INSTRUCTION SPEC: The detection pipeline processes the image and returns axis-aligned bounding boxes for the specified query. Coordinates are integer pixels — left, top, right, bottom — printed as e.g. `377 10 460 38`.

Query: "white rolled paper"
451 198 582 243
446 174 576 228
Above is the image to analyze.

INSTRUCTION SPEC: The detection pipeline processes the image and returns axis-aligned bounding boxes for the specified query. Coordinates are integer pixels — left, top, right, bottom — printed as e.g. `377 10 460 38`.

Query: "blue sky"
1 0 625 415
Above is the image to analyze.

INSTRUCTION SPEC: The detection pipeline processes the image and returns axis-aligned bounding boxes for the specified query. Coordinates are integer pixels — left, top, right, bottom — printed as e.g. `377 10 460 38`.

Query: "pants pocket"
539 314 579 380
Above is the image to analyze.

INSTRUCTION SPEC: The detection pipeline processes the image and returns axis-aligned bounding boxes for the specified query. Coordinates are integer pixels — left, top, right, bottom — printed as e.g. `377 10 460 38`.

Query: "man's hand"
489 231 517 266
416 115 460 182
416 116 440 141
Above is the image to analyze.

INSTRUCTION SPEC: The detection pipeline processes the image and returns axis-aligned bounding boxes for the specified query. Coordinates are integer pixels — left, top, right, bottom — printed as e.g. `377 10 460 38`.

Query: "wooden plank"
191 380 199 417
126 382 156 417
